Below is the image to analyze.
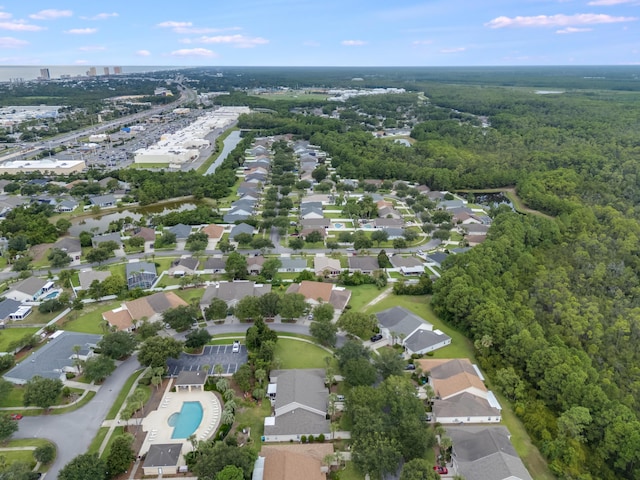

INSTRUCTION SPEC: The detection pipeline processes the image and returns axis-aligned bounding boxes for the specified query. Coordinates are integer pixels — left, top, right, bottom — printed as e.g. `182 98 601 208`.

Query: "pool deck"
140 379 222 456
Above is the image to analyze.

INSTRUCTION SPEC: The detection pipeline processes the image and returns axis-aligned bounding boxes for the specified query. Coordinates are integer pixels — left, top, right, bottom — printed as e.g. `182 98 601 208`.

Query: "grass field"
174 287 205 303
274 337 331 369
0 386 25 407
61 300 121 334
0 328 40 352
235 400 271 449
106 369 145 420
0 449 35 467
88 427 109 454
345 285 387 312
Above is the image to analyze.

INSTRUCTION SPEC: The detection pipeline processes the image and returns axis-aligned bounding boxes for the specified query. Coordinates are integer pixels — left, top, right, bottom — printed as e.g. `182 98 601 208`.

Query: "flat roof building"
0 159 85 175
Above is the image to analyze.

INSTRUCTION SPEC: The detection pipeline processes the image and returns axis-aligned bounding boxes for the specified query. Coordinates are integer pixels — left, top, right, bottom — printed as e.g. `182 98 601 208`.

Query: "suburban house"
77 269 111 290
253 444 334 480
375 306 451 355
278 258 308 273
314 257 341 277
203 257 226 274
126 262 157 289
142 444 184 476
88 194 116 208
230 223 256 241
53 237 82 262
55 198 78 213
247 256 266 276
168 223 192 240
201 224 224 241
5 277 54 302
300 203 324 220
301 218 331 230
416 358 502 424
378 206 402 219
102 291 187 331
446 427 532 480
463 224 490 235
347 256 379 274
133 227 157 243
237 182 260 196
286 281 351 312
200 281 271 309
426 252 449 269
452 211 482 225
301 228 327 240
263 369 330 443
224 209 252 224
0 298 31 326
91 232 123 248
168 257 199 276
389 256 425 276
373 217 404 228
303 194 333 205
466 235 487 247
438 199 466 210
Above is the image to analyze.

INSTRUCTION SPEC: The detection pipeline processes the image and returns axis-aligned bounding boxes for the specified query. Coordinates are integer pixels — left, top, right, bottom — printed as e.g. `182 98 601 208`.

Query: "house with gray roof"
238 182 259 196
433 392 502 425
0 298 30 325
91 232 122 248
78 269 111 290
230 223 255 240
348 256 379 274
374 217 404 228
142 444 184 476
200 281 271 308
54 237 81 261
126 262 157 289
168 257 199 276
446 427 533 480
88 194 116 208
301 218 331 229
55 198 78 213
278 258 308 273
376 306 451 355
300 202 324 220
224 210 252 223
203 257 226 274
5 277 52 302
263 369 330 442
3 331 101 384
426 252 449 269
439 199 466 210
168 223 192 240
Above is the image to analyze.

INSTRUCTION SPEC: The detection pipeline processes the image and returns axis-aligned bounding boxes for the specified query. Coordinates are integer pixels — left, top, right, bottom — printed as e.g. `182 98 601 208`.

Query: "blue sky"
1 0 639 66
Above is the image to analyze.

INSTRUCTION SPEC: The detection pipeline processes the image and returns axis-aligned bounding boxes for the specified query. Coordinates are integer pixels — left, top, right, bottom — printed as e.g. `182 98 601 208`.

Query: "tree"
226 252 248 280
310 319 338 347
373 348 405 380
234 296 262 322
312 165 328 182
33 443 56 464
186 232 209 252
337 311 378 339
205 298 228 321
312 303 335 323
261 258 282 280
279 293 307 320
162 305 199 331
218 238 235 253
0 415 18 442
135 320 161 340
377 250 392 268
251 237 274 251
128 236 145 248
106 433 134 478
189 441 257 480
85 247 111 265
400 459 440 480
245 318 278 351
59 453 107 480
258 292 281 317
23 376 63 410
79 231 93 247
288 237 304 251
100 275 127 296
138 336 183 369
98 331 137 360
353 232 373 250
57 269 75 288
155 231 176 248
343 357 377 387
352 432 402 480
305 230 323 244
393 238 407 249
232 364 252 393
185 328 212 349
47 248 72 268
234 232 253 246
402 229 419 242
371 230 389 246
215 465 245 480
83 355 116 383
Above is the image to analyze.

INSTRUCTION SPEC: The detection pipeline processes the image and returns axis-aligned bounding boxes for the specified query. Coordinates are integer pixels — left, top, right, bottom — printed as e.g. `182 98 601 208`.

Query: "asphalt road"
13 355 141 479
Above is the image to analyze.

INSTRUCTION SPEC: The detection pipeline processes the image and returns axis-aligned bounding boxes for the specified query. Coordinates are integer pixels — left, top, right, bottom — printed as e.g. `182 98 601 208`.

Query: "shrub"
308 434 315 443
317 434 325 443
300 435 307 443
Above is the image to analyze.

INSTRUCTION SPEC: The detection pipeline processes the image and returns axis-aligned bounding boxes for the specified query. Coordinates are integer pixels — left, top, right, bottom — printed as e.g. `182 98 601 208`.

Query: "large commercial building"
39 68 50 80
0 159 85 175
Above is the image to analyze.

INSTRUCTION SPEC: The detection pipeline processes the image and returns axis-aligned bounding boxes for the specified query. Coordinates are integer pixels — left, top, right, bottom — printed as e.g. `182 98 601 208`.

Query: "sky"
0 0 639 66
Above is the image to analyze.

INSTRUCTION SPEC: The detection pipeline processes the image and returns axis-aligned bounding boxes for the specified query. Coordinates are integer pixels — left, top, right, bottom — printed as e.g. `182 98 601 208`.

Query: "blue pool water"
43 291 59 299
334 223 343 228
168 401 203 439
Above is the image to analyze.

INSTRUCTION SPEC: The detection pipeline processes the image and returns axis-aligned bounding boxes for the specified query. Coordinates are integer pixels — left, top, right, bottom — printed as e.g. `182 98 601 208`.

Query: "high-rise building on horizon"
87 67 97 77
39 68 50 80
103 67 110 76
114 66 122 75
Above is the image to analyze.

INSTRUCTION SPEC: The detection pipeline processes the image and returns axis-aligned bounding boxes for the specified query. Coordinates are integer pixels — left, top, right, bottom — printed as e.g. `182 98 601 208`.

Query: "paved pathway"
13 355 141 480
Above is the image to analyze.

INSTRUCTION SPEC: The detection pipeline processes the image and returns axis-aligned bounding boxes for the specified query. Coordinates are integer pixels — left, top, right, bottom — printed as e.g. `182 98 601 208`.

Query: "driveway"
166 344 248 376
13 355 141 479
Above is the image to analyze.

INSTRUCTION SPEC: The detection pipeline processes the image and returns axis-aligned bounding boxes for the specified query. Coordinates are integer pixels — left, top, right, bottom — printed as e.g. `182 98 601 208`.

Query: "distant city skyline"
1 0 639 66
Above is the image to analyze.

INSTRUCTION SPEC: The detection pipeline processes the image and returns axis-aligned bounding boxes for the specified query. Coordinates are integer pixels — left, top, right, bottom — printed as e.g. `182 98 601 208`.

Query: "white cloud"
29 9 72 20
169 47 217 57
412 40 433 46
196 34 268 48
81 12 119 20
157 21 192 28
0 11 11 20
486 13 637 28
0 36 28 48
341 39 367 46
556 26 593 33
174 26 240 34
74 59 88 64
136 49 151 56
303 40 321 47
0 21 45 31
78 45 107 51
440 47 466 53
588 0 635 4
65 28 97 34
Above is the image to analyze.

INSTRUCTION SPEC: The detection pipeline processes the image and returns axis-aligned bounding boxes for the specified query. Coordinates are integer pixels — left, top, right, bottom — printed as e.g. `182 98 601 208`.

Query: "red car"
9 413 23 420
433 465 448 475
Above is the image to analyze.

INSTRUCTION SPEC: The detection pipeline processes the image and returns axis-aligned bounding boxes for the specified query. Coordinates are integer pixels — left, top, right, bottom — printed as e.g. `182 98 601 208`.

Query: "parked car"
433 466 448 474
232 341 240 353
336 395 345 402
370 333 383 342
405 363 416 370
9 413 23 420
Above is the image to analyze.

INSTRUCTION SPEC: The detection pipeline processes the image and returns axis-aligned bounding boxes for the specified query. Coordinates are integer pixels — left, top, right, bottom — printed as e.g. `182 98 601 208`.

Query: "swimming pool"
43 291 59 300
362 223 374 229
168 401 203 439
334 223 344 228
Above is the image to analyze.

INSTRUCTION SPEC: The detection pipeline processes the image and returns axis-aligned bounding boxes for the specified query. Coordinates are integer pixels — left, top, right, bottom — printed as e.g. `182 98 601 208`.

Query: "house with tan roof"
253 443 334 480
102 291 188 331
201 224 224 240
286 281 351 312
314 256 341 277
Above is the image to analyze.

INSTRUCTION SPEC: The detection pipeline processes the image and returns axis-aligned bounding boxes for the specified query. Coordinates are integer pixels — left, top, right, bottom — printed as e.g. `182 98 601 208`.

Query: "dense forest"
232 71 640 479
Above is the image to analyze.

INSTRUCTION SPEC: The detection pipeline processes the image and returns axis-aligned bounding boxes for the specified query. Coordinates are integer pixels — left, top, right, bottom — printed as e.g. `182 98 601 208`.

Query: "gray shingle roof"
280 258 308 270
92 232 122 246
0 298 23 320
404 328 450 354
10 277 48 296
433 392 500 419
126 262 156 277
54 237 81 253
390 256 423 268
230 223 255 239
168 223 192 239
348 256 379 271
376 306 430 338
143 444 183 468
200 281 271 306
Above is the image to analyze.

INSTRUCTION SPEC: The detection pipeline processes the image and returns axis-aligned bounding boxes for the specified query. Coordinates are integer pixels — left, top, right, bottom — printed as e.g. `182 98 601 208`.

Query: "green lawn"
323 212 344 219
100 426 125 458
0 328 40 352
0 449 35 467
234 400 272 449
61 300 122 334
274 337 332 369
0 386 25 407
88 427 110 454
106 369 145 420
174 288 205 303
345 285 388 312
17 307 61 326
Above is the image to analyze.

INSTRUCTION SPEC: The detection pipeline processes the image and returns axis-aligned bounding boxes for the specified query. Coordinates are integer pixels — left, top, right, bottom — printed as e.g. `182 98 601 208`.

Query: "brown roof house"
263 369 330 442
102 291 188 331
254 443 335 480
286 281 351 312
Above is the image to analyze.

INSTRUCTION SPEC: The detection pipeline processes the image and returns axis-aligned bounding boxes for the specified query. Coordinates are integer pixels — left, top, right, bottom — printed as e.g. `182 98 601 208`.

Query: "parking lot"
166 344 248 377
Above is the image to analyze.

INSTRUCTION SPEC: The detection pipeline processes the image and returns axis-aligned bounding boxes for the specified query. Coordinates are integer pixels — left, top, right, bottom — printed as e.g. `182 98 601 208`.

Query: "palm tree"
223 389 235 402
201 364 211 376
72 345 82 373
221 409 234 426
214 364 224 379
216 377 229 393
254 368 266 386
